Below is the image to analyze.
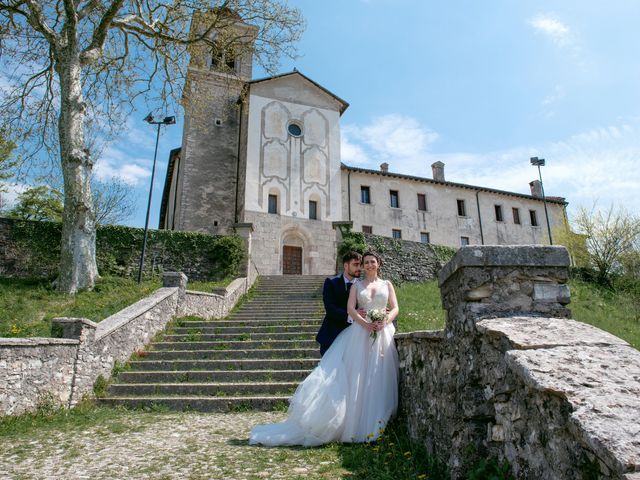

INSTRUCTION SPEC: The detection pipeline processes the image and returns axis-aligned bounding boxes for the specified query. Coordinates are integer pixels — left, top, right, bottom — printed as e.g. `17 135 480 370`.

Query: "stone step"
178 319 322 328
127 358 319 371
226 312 323 319
164 324 319 342
229 306 322 313
116 369 311 384
106 381 299 397
152 340 317 351
100 395 291 412
142 348 319 360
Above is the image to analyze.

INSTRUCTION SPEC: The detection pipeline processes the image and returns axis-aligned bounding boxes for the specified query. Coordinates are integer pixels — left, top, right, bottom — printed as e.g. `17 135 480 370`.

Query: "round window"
288 122 303 137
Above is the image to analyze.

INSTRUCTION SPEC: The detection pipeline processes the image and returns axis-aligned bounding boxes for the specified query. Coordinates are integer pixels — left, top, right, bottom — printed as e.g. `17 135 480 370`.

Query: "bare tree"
573 204 640 284
0 1 304 293
92 177 136 225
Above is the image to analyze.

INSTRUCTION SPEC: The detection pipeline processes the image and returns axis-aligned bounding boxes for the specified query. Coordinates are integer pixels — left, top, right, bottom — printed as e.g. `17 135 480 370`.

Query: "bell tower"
173 9 257 234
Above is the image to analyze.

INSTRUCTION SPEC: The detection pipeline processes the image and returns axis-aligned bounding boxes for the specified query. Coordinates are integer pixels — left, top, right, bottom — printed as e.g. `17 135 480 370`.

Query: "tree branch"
80 0 125 64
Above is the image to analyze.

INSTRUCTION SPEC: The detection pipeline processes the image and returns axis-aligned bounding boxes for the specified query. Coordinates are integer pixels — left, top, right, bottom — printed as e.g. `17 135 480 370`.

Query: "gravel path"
1 411 348 480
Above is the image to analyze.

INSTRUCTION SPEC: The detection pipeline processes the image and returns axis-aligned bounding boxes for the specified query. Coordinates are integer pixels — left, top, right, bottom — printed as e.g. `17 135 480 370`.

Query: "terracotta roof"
342 163 567 205
249 70 349 114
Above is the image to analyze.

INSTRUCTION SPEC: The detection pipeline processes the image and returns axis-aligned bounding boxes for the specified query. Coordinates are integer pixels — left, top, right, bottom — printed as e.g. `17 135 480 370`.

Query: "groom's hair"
342 251 362 264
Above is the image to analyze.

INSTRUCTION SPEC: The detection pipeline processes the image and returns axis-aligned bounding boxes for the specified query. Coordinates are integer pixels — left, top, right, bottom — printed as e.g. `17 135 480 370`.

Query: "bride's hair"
362 251 383 276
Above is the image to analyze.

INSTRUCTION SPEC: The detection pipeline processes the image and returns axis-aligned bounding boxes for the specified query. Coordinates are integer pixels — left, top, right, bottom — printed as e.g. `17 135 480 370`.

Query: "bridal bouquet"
367 308 386 345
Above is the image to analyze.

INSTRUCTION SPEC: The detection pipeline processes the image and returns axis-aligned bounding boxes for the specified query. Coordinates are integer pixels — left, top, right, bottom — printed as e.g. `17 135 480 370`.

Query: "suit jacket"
316 275 352 349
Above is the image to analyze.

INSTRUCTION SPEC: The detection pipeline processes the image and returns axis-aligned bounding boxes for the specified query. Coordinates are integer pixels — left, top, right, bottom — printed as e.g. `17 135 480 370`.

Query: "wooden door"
282 246 303 275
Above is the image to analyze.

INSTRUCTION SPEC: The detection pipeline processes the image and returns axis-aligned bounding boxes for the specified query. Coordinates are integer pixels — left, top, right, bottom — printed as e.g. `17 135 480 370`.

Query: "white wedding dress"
249 278 399 447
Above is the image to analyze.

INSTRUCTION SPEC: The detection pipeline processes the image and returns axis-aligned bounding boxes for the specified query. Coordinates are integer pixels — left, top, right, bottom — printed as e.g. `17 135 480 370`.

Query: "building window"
495 205 503 222
288 122 303 137
392 229 402 239
268 194 278 214
420 232 430 244
390 190 399 208
417 194 427 211
309 200 318 220
360 186 371 204
457 199 467 217
530 210 539 226
211 43 236 71
460 236 470 246
513 208 521 225
362 225 372 234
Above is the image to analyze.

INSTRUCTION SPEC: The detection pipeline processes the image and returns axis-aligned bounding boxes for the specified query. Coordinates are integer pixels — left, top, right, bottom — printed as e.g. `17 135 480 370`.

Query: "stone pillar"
51 317 98 406
163 272 188 315
438 245 571 335
233 222 253 277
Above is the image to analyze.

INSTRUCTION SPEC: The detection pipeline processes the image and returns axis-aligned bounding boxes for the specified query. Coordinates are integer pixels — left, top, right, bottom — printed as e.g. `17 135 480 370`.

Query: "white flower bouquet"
367 308 386 345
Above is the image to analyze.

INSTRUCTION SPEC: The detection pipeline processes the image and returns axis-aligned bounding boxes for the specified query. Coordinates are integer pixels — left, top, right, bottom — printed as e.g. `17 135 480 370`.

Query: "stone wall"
180 273 257 319
0 217 242 281
362 233 444 283
396 246 640 479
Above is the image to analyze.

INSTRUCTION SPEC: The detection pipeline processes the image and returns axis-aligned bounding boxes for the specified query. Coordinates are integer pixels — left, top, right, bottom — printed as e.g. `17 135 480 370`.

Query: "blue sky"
93 0 640 227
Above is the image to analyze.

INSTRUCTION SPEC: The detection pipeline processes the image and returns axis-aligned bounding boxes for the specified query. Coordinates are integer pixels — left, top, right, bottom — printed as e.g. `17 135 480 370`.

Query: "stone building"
159 13 568 276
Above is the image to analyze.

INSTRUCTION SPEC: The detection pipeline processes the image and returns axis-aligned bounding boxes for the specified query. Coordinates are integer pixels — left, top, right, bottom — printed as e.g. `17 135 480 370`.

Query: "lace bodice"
355 278 389 311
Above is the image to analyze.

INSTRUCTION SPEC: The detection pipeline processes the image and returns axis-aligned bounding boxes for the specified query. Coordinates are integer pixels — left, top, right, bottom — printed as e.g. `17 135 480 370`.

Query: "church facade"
159 14 567 276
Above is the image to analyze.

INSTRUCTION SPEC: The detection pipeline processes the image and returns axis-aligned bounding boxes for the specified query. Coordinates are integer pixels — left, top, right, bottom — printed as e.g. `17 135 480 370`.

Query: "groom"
315 251 363 356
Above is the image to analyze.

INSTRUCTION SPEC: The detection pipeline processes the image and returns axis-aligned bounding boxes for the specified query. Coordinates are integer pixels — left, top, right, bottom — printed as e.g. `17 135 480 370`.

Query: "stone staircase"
100 275 326 412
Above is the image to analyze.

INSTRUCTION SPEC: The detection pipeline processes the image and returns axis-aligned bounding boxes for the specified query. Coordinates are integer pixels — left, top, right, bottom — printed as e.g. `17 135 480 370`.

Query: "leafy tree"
0 1 304 293
7 185 64 221
572 204 640 284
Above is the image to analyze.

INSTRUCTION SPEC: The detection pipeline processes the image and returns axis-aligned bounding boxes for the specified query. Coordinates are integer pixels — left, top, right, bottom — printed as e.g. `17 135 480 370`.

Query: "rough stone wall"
0 338 79 415
362 233 443 283
180 275 256 319
0 273 186 415
396 246 640 479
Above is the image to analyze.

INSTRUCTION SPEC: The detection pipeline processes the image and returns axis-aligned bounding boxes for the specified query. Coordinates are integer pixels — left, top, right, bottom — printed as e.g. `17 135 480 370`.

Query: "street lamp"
530 156 553 245
137 113 176 283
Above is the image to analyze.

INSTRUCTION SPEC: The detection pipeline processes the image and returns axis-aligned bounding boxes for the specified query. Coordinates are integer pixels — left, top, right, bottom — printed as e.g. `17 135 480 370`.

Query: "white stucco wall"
243 76 343 223
342 169 566 247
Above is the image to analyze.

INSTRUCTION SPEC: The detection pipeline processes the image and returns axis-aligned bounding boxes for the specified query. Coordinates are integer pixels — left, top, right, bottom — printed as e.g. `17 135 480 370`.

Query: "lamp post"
137 113 176 283
530 156 553 245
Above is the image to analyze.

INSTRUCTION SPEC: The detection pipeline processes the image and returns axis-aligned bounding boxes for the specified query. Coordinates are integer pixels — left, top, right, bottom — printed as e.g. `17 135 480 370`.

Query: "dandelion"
404 451 412 457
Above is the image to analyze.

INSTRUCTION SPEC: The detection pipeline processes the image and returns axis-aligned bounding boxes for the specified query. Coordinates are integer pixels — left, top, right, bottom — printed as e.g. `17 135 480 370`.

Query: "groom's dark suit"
316 274 352 356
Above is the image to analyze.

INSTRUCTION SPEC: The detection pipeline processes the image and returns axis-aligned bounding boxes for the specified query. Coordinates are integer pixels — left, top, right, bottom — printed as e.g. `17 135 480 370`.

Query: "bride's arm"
347 283 376 333
385 281 399 325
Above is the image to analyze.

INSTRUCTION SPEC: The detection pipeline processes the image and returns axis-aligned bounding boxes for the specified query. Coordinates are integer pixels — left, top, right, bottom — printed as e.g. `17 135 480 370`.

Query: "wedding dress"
249 278 399 447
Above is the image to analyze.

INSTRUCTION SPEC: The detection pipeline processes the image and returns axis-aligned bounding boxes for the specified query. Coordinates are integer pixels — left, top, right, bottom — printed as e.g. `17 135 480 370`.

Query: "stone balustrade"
396 245 640 479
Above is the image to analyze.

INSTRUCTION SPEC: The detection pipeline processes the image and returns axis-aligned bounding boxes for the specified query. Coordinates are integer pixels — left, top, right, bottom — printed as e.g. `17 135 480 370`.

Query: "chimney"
529 180 543 198
380 162 389 173
431 161 445 182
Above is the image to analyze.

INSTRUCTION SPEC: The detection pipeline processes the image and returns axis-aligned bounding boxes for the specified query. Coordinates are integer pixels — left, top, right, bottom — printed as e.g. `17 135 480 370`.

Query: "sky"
14 0 638 227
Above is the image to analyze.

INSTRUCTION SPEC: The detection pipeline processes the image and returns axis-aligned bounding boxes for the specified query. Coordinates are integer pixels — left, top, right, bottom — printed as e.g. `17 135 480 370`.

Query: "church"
159 12 568 276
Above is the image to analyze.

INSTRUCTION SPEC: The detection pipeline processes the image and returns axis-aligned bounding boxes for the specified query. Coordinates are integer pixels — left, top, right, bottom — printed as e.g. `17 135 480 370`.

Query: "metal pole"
537 164 553 245
137 122 162 283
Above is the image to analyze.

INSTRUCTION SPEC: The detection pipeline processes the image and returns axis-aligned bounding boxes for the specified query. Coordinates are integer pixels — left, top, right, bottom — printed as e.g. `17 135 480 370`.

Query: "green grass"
569 279 639 350
394 278 640 350
395 280 445 332
0 276 160 338
187 277 234 293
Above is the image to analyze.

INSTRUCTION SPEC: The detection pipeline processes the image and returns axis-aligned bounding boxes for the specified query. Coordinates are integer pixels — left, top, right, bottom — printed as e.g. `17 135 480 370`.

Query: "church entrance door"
282 246 302 274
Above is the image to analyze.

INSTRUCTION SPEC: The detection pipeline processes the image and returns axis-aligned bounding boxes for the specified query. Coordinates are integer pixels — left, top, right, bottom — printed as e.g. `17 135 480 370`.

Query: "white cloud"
530 14 571 46
341 114 439 171
0 183 29 210
94 146 152 186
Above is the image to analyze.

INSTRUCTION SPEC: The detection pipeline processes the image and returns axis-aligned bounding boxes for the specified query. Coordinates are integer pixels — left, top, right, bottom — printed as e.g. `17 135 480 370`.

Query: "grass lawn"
0 276 160 338
187 277 234 293
394 279 640 350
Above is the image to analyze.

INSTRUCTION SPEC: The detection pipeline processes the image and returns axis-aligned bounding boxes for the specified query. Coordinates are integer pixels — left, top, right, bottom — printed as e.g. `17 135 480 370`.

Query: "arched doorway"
281 229 307 275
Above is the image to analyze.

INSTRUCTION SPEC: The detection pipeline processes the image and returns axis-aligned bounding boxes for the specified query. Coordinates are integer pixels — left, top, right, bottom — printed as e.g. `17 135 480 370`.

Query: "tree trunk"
56 53 99 294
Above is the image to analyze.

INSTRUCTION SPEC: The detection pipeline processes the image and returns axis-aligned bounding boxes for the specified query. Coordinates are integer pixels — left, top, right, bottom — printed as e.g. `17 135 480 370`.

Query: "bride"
249 251 399 446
